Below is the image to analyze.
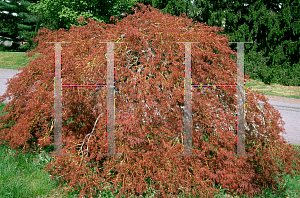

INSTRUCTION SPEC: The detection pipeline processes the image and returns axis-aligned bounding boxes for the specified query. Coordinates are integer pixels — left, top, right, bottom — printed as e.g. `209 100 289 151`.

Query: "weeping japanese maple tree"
0 3 299 198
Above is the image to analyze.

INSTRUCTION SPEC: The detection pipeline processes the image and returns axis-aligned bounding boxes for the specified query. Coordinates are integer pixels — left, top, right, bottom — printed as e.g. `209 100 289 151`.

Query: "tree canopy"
27 0 139 30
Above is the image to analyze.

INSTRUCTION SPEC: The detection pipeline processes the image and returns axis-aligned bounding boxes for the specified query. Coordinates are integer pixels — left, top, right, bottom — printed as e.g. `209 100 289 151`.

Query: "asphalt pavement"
0 68 22 104
1 68 299 145
262 95 300 145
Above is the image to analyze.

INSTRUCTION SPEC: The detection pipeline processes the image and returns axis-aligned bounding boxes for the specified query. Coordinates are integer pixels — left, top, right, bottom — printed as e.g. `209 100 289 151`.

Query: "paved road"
0 68 22 104
262 95 300 145
1 68 299 145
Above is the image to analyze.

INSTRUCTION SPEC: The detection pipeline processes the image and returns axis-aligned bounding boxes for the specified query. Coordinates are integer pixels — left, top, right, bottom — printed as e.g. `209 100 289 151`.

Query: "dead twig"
91 35 102 40
79 113 102 157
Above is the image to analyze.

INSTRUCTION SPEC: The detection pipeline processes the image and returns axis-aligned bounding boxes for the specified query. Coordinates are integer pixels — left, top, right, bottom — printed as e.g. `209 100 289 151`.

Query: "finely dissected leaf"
0 3 299 198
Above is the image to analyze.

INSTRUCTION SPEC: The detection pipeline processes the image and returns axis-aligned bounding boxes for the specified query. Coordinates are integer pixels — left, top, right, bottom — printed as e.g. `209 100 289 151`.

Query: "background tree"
27 0 139 31
0 0 42 52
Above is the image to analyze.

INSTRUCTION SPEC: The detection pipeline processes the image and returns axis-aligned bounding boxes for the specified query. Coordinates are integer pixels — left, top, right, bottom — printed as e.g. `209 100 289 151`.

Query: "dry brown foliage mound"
0 3 299 198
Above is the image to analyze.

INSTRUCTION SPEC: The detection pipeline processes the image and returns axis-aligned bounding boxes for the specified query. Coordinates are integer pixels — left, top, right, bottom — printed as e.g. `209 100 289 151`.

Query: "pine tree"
0 0 42 51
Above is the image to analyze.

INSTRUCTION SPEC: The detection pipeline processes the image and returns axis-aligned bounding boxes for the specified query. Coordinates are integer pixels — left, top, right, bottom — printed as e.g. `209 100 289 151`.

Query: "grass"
245 78 300 99
0 51 300 197
0 141 67 198
0 51 43 70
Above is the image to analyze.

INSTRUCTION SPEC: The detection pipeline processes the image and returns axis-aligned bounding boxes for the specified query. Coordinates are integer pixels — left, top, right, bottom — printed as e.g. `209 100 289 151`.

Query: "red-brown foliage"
0 3 299 197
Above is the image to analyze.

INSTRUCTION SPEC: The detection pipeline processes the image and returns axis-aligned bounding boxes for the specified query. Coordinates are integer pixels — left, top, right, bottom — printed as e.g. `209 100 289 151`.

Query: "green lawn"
245 78 300 99
0 51 300 197
0 51 43 70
